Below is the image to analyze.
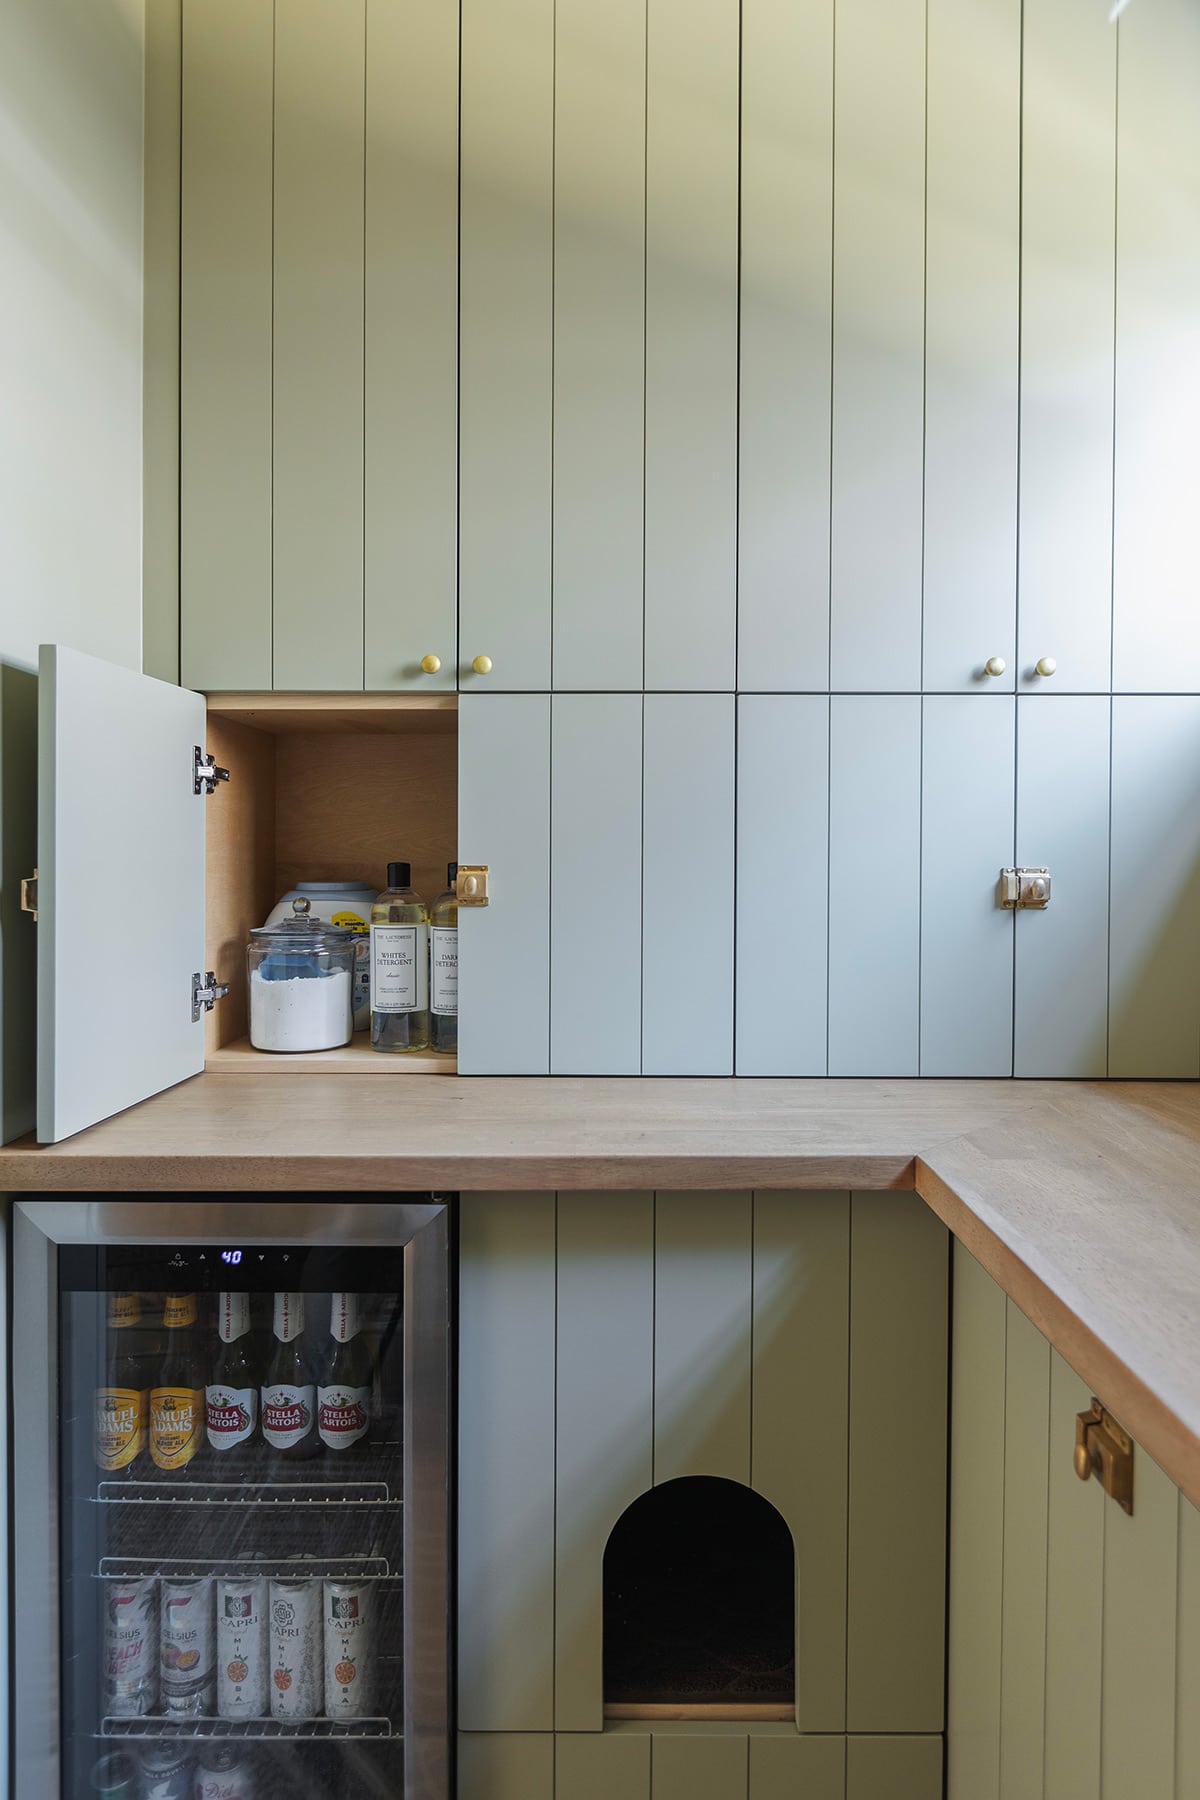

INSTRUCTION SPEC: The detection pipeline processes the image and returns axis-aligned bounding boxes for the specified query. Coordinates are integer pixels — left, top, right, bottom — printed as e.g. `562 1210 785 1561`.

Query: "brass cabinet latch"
20 869 38 921
456 865 490 907
1075 1399 1134 1514
999 867 1052 909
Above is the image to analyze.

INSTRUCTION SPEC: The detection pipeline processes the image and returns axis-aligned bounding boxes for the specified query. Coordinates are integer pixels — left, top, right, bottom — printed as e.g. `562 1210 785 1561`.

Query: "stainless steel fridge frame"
11 1197 451 1800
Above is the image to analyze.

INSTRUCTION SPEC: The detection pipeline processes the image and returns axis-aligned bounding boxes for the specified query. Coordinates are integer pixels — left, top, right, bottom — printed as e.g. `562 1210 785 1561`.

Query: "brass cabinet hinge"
456 865 490 907
1075 1398 1134 1514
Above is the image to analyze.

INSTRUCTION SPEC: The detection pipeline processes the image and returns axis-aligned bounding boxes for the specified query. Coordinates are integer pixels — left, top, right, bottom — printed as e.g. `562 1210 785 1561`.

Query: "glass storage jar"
247 899 356 1053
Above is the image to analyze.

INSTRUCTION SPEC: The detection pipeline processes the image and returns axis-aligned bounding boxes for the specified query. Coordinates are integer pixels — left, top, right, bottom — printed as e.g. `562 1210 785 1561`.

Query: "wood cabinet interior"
203 692 457 1070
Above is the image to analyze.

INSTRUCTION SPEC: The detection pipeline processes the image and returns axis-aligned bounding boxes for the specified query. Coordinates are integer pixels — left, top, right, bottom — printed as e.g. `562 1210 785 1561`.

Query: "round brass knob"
984 656 1007 678
472 654 493 676
420 653 442 675
1036 656 1057 677
1074 1442 1094 1483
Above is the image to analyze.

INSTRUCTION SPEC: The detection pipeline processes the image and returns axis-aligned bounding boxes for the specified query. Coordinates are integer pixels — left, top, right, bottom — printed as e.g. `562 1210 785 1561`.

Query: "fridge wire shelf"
94 1478 399 1508
97 1556 397 1580
99 1716 397 1742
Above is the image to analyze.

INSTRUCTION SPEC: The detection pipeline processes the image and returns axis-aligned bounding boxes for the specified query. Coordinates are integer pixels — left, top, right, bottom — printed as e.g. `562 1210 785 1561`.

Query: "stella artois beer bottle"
94 1293 148 1473
206 1291 259 1457
149 1294 203 1472
317 1292 373 1452
261 1292 320 1459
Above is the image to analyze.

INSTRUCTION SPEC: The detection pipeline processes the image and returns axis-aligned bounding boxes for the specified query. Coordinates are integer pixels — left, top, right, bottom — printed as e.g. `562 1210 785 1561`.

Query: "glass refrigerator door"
13 1200 450 1800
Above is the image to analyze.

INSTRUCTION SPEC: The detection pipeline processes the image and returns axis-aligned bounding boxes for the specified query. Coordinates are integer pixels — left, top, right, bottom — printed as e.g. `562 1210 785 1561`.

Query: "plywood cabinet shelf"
205 1036 455 1074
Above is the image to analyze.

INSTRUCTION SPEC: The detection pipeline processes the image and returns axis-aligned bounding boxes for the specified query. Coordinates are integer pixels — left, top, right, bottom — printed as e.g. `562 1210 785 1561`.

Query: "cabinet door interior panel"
457 1195 557 1732
1014 697 1110 1077
736 697 829 1076
459 0 554 690
651 1733 750 1800
752 1192 850 1732
271 0 366 691
555 1193 654 1729
552 0 645 691
920 696 1015 1076
556 1732 651 1800
654 1192 752 1487
1111 0 1200 693
642 696 736 1075
363 0 458 692
179 0 273 692
458 1733 554 1800
551 696 643 1075
829 0 926 692
737 0 833 691
922 0 1020 693
846 1736 943 1800
1017 0 1115 694
1043 1352 1104 1800
847 1194 948 1734
1109 698 1200 1077
643 0 739 692
998 1303 1051 1800
750 1734 846 1800
457 696 551 1074
828 697 921 1076
1101 1451 1180 1800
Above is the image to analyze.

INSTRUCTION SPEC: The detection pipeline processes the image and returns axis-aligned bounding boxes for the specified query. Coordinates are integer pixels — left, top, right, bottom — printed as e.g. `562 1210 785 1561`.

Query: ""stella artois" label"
94 1388 146 1469
206 1385 256 1450
150 1387 202 1469
262 1384 315 1450
317 1384 371 1449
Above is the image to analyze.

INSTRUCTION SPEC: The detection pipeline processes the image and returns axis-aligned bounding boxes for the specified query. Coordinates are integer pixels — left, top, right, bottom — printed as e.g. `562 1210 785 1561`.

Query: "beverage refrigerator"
10 1198 451 1800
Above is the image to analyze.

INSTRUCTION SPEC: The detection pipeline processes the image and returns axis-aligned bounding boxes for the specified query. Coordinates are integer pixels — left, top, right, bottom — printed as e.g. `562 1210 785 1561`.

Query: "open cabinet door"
37 645 209 1142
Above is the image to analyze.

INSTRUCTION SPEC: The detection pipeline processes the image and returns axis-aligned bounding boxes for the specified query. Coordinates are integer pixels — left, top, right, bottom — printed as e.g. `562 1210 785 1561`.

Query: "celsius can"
269 1577 320 1718
90 1752 137 1798
193 1744 256 1800
137 1744 193 1800
216 1576 268 1718
323 1579 373 1717
103 1576 159 1716
160 1578 215 1717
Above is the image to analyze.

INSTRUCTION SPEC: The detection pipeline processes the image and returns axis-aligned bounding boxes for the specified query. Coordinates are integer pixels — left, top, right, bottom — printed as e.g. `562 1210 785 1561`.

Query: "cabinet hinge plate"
456 865 490 907
194 746 231 796
999 866 1051 909
1074 1399 1134 1514
192 971 230 1022
20 869 38 921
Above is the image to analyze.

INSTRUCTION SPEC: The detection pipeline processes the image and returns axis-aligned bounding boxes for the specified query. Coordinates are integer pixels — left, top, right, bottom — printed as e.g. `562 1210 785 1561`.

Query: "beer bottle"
94 1293 148 1473
149 1294 203 1472
205 1292 259 1457
317 1293 373 1452
261 1293 320 1459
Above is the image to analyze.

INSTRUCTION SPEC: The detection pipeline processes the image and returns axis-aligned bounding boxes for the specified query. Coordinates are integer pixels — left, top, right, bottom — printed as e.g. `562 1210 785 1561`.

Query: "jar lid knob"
292 896 311 916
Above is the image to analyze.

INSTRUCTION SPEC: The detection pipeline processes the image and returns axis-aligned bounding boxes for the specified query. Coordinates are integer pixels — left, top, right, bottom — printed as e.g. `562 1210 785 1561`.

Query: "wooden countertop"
3 1075 1199 1509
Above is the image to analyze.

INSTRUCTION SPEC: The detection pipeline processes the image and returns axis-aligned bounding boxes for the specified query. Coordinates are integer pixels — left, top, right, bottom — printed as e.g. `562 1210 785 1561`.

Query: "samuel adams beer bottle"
150 1294 203 1471
206 1292 258 1458
262 1292 320 1459
94 1294 148 1473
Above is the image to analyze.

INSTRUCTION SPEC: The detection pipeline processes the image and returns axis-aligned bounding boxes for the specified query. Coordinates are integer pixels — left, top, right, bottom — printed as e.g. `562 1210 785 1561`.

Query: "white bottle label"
431 926 458 1016
272 1291 305 1342
217 1291 250 1343
318 1383 371 1448
261 1383 315 1449
370 923 428 1013
206 1384 257 1451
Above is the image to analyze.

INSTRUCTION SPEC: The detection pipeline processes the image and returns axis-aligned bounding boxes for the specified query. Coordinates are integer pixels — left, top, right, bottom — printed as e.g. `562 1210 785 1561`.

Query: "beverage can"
323 1578 373 1717
137 1744 193 1800
104 1576 159 1716
193 1744 256 1800
216 1576 268 1719
269 1577 320 1718
160 1578 215 1716
90 1751 138 1797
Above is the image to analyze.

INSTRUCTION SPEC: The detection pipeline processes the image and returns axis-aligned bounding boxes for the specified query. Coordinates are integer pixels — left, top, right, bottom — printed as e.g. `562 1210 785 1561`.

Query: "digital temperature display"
220 1250 243 1265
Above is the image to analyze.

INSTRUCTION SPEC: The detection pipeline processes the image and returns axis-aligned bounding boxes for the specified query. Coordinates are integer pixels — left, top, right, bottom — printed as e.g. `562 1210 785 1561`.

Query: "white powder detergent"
250 967 352 1052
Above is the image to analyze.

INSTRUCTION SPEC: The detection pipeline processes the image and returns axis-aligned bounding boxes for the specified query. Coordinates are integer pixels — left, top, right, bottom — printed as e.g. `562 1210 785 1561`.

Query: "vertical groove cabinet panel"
946 1243 1007 1800
922 0 1020 693
552 0 645 691
998 1303 1051 1800
751 1193 850 1732
557 1732 652 1799
737 0 833 691
459 0 553 690
750 1734 846 1800
555 1195 654 1729
736 698 829 1076
652 1733 749 1800
1177 1500 1200 1798
1102 1452 1180 1800
272 1 366 691
1015 697 1111 1077
143 0 182 687
1109 699 1200 1077
1112 0 1200 693
846 1736 943 1800
847 1194 948 1733
828 697 921 1076
920 697 1015 1076
458 1733 554 1800
363 0 458 691
1043 1351 1105 1800
829 0 925 692
551 696 643 1074
643 0 739 691
457 1196 557 1732
457 697 551 1074
1017 0 1115 694
179 0 273 691
654 1193 752 1487
642 697 735 1075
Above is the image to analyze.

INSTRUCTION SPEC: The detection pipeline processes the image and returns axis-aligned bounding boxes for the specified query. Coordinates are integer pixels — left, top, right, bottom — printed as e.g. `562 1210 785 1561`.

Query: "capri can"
193 1744 256 1800
323 1579 373 1717
160 1578 215 1717
137 1744 193 1800
90 1752 137 1798
104 1576 159 1716
269 1577 320 1718
216 1576 268 1719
